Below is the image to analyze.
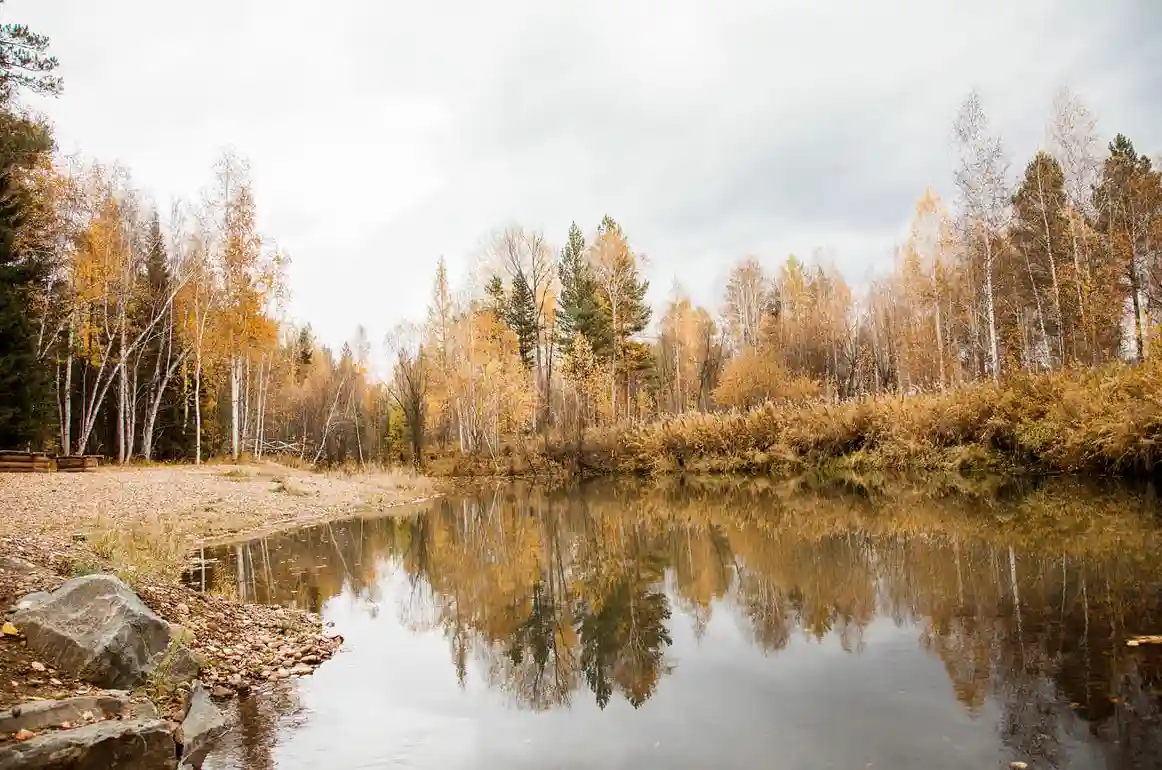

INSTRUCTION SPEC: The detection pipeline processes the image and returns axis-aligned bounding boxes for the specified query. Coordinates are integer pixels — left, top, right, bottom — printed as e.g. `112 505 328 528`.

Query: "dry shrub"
587 359 1162 480
713 348 823 410
429 359 1162 482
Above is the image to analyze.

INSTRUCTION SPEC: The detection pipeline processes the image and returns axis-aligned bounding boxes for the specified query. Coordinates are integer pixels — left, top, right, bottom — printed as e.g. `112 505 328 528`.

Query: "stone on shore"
11 575 174 689
0 693 129 735
0 718 176 770
177 682 227 770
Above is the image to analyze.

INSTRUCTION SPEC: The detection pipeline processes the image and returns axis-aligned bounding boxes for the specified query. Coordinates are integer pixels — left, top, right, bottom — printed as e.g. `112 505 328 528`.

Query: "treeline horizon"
1 14 1160 467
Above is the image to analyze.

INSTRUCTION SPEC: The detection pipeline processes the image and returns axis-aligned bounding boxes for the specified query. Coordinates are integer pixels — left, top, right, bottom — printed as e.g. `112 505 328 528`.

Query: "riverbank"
433 360 1162 482
0 463 437 716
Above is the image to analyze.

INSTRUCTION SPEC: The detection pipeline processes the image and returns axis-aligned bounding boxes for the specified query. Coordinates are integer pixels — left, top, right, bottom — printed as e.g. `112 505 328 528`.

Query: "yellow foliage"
713 346 822 410
425 300 536 455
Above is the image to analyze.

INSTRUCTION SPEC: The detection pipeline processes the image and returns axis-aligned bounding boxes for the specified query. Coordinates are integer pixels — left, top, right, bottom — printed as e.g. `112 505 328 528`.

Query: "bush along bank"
431 360 1162 483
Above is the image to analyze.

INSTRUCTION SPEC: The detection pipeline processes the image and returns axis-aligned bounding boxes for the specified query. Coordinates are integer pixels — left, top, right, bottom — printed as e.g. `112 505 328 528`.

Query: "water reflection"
195 479 1162 769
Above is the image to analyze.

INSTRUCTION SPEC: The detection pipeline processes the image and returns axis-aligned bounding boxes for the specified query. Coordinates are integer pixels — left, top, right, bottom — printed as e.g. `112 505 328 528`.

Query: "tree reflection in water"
194 477 1162 764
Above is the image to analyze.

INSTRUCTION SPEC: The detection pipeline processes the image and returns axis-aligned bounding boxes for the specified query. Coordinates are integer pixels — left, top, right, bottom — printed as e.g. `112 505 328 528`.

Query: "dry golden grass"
436 360 1162 481
619 360 1162 478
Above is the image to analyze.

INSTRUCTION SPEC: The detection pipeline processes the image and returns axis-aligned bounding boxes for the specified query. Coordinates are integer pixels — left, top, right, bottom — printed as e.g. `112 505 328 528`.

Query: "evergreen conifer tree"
556 221 612 359
507 271 538 368
0 164 48 447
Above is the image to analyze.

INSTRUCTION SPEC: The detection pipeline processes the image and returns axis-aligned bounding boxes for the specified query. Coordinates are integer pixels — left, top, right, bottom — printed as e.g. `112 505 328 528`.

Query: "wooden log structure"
0 451 53 473
55 455 100 472
0 451 101 472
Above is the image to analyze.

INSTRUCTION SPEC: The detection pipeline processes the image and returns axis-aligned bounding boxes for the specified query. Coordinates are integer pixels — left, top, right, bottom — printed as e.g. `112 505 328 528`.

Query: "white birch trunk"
61 324 73 455
983 233 1000 381
230 355 240 459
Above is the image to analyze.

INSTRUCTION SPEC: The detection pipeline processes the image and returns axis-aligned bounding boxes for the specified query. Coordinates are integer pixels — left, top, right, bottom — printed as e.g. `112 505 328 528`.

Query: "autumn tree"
893 188 956 390
487 226 556 426
954 90 1010 380
209 151 282 458
587 216 650 420
425 256 457 445
656 287 722 413
1047 87 1108 363
561 331 609 434
721 257 769 351
389 323 428 465
712 347 821 411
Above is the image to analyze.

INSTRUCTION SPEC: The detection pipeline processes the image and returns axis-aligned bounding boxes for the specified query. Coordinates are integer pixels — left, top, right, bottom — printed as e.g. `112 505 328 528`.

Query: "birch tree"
1048 87 1103 360
587 216 650 421
954 90 1010 380
722 257 769 351
209 151 280 458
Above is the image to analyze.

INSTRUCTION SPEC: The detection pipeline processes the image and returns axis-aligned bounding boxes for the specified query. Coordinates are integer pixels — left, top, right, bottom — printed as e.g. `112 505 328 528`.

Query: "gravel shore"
0 462 438 715
1 462 435 545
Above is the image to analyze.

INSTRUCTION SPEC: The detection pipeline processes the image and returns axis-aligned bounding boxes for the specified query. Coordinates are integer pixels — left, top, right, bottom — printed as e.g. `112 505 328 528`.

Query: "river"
190 477 1162 769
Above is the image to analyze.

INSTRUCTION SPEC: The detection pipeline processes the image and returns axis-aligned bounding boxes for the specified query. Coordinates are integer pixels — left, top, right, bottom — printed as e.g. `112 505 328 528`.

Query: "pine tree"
1093 134 1162 361
0 5 62 101
485 275 507 321
145 212 168 292
295 325 315 381
139 211 182 459
1011 152 1071 366
557 221 612 358
0 8 55 447
0 163 48 447
507 271 538 369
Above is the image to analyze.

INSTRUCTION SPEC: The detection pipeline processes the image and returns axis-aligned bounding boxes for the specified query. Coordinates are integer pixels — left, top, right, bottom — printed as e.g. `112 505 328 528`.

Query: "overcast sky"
16 0 1162 352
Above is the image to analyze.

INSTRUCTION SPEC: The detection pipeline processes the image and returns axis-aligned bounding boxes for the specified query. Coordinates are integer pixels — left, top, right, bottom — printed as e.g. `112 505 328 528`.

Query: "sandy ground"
0 462 437 546
0 462 438 719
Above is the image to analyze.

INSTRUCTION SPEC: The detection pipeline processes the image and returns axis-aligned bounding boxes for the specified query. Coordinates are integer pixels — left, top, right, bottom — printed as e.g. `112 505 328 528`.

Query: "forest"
2 12 1161 473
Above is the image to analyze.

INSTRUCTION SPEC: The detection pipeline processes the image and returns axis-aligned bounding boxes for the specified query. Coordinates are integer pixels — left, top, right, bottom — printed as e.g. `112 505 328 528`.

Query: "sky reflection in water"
200 479 1162 770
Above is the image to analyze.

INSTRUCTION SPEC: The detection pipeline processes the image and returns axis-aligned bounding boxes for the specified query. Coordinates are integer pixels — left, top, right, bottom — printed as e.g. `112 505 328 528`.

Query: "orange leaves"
712 346 821 411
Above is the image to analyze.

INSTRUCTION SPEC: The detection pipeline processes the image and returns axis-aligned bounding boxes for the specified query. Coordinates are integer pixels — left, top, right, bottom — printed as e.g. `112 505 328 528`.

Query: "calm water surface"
191 479 1162 770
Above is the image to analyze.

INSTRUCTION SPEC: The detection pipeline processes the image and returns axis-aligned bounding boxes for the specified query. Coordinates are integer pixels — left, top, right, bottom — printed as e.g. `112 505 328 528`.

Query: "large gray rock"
177 682 228 769
0 693 129 734
0 718 176 770
9 591 50 613
11 575 173 689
